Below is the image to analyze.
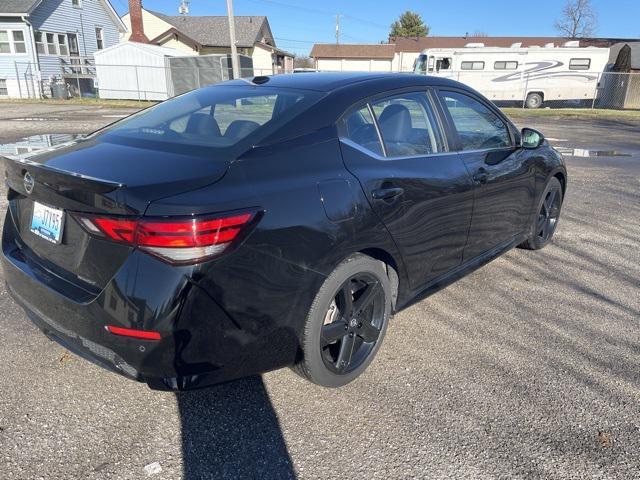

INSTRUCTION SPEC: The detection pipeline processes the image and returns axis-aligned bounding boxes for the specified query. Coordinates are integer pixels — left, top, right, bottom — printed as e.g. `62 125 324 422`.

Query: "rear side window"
461 61 485 70
441 91 511 150
370 92 444 157
342 106 383 156
494 61 518 70
100 86 319 149
569 58 591 70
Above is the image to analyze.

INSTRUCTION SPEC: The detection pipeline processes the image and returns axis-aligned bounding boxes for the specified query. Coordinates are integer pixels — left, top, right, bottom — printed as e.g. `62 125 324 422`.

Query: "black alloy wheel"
293 253 392 387
537 186 561 242
320 273 385 374
520 177 563 250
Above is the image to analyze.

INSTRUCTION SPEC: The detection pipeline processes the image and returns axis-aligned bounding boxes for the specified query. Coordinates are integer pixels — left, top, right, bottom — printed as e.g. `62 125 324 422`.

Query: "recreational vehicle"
413 43 610 108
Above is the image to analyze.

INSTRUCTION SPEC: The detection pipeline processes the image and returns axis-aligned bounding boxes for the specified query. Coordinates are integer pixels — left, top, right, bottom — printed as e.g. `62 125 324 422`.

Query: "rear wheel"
525 92 543 109
293 254 392 387
519 177 563 250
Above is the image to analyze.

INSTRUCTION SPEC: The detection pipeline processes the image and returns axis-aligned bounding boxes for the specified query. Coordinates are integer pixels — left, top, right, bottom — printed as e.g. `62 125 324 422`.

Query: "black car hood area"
3 136 232 215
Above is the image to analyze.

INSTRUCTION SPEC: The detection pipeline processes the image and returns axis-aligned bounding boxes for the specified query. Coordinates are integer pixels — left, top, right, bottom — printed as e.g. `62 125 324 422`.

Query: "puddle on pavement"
0 133 83 159
555 147 634 158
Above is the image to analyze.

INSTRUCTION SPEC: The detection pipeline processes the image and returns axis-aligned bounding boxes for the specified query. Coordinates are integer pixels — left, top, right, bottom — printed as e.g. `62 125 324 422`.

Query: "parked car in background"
1 73 566 390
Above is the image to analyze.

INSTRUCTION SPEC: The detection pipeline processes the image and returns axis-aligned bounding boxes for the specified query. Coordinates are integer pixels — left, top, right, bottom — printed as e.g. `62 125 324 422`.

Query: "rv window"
436 58 452 71
461 61 485 71
494 61 518 70
569 58 591 70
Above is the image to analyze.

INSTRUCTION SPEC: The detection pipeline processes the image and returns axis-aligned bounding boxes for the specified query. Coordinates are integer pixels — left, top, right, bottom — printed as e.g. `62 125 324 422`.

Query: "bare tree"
471 31 489 37
554 0 597 38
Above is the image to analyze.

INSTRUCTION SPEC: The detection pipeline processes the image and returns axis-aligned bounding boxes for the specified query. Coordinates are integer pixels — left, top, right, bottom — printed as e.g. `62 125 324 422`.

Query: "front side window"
342 106 383 156
569 58 591 70
461 61 485 70
370 92 444 157
441 91 511 151
100 86 319 150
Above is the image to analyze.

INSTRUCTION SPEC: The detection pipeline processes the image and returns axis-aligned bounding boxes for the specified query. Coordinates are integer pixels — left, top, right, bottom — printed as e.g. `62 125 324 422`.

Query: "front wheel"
525 92 543 109
519 177 563 250
292 254 392 387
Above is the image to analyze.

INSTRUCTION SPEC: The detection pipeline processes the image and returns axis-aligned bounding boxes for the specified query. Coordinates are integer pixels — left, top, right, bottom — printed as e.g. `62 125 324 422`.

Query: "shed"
94 42 188 100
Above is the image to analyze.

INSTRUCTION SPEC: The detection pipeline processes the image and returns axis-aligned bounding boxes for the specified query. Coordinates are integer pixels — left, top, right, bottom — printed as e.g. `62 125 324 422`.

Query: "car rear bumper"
2 211 317 390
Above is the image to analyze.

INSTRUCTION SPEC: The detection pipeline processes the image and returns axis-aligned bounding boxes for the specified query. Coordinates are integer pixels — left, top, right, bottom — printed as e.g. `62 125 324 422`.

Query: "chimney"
128 0 150 43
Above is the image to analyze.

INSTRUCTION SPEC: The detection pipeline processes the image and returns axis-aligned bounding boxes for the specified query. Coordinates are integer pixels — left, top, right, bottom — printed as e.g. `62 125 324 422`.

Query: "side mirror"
521 128 544 149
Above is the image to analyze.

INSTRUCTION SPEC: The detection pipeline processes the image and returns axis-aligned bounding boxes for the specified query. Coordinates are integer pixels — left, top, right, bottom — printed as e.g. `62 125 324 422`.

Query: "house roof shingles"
0 0 40 14
149 11 272 48
310 44 396 59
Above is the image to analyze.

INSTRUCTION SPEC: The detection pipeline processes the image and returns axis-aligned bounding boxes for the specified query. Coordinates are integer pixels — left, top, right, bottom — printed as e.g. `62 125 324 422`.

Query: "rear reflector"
106 325 161 340
75 211 256 265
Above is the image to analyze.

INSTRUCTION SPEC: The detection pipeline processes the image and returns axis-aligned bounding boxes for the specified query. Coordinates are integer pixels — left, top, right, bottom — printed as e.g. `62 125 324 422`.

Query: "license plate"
30 202 65 244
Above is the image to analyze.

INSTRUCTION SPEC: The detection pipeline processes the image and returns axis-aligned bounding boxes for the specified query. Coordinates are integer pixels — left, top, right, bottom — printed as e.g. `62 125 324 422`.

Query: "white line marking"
102 114 128 118
546 137 568 142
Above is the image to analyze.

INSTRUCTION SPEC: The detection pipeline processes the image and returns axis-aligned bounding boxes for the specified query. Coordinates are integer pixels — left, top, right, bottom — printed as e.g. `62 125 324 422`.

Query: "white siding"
0 20 38 97
316 57 392 72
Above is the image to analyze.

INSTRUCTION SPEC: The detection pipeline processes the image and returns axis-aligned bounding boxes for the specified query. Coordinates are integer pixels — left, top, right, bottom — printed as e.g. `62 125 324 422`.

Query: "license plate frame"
30 201 65 244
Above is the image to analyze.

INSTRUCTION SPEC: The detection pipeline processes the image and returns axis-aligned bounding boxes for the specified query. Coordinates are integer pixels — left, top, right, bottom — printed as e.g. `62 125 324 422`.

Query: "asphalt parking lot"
0 103 639 479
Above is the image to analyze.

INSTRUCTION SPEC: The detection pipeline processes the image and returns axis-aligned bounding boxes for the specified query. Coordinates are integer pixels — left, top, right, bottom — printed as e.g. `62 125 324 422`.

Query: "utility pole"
335 14 342 44
226 0 240 79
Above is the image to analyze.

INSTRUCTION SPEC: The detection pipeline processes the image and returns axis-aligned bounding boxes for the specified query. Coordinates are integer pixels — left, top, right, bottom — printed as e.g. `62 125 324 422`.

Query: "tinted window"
342 106 383 156
441 92 511 150
569 58 591 70
371 92 444 157
100 87 320 149
494 61 518 70
461 61 485 70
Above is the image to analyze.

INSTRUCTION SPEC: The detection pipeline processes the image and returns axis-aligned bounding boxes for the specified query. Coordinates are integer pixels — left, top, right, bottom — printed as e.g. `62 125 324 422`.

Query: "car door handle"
473 168 488 185
371 187 404 201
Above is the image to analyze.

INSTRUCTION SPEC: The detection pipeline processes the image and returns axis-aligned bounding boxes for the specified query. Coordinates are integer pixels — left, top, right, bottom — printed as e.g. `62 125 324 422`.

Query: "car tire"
519 177 563 250
525 92 543 109
292 253 392 387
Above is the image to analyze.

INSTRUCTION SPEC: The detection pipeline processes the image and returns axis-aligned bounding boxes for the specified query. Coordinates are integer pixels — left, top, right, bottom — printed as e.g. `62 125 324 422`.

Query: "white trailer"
413 43 610 108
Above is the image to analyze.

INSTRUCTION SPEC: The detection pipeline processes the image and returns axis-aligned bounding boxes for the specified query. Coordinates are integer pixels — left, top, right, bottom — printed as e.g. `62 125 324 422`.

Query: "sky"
112 0 640 56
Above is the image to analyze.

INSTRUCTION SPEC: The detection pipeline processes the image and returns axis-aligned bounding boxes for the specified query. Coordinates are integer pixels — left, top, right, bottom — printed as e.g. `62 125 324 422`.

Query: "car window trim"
434 87 517 151
366 102 387 157
338 86 458 161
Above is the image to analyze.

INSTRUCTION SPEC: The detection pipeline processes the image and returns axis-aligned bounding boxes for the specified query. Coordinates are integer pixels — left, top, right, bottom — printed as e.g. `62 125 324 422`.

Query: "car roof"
222 72 461 93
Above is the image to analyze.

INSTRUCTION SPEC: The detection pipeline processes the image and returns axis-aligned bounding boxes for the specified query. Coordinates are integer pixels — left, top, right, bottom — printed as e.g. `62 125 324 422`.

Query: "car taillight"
75 211 257 265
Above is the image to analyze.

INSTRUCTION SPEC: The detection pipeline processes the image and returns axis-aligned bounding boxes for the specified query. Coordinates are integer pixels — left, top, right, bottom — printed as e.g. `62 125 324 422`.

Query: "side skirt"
398 234 528 311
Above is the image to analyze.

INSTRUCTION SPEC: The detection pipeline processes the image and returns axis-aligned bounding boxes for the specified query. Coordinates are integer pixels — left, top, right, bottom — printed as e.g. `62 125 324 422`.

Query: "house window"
57 34 69 56
0 30 28 54
46 33 57 55
71 0 82 8
0 79 8 96
461 61 485 70
12 31 26 53
0 31 10 54
95 27 104 50
35 31 45 54
494 61 518 70
569 58 591 70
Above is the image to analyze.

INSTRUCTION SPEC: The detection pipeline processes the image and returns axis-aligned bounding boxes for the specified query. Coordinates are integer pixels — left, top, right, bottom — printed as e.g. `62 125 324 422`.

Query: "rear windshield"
98 86 321 149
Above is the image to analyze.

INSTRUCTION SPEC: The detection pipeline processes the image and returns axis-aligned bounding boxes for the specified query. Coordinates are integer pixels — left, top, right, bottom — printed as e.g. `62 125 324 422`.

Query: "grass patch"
0 98 156 109
501 107 640 120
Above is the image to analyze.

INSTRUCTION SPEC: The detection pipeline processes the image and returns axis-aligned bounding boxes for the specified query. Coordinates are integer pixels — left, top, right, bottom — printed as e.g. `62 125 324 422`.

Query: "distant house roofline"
310 43 396 59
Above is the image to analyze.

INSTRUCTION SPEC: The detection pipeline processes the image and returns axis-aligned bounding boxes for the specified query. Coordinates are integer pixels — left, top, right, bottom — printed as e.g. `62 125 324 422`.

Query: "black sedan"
1 73 566 390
